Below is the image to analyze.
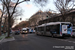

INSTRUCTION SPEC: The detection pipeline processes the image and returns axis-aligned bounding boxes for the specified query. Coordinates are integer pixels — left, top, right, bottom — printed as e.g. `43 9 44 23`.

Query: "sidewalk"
2 37 15 43
0 33 7 43
0 33 15 43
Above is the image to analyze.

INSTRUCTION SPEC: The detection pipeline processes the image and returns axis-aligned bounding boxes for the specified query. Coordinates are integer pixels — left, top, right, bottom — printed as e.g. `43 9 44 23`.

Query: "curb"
1 36 15 43
0 33 15 43
0 36 6 43
0 33 7 43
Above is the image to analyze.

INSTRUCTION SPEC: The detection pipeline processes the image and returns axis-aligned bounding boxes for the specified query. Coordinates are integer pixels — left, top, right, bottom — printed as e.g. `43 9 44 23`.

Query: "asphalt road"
0 33 75 50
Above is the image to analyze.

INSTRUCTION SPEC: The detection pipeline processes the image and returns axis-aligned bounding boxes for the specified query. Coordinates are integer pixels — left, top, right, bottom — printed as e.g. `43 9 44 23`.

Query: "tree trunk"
0 22 1 35
62 14 65 22
3 17 7 33
0 13 3 36
7 24 10 37
7 17 11 37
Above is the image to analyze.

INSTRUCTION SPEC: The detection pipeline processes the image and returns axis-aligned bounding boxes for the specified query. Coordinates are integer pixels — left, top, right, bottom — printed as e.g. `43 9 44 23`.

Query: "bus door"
62 25 67 34
67 24 72 35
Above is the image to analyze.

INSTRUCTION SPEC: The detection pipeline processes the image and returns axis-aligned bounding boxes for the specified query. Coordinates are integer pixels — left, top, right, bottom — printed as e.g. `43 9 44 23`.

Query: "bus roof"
46 22 71 25
38 24 45 27
37 22 71 27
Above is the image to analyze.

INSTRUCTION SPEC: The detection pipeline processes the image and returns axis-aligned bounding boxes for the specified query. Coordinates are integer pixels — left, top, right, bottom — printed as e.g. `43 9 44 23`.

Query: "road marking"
57 39 62 40
68 41 73 42
61 39 64 41
57 39 75 44
73 42 75 43
64 40 68 41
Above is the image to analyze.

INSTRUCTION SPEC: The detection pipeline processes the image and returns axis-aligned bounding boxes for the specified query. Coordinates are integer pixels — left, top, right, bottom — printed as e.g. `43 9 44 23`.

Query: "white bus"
35 22 73 37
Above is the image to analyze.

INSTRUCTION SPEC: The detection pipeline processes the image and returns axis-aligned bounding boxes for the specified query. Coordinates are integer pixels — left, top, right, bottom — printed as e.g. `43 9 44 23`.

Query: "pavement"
0 33 7 43
0 33 15 44
0 34 75 50
1 37 15 43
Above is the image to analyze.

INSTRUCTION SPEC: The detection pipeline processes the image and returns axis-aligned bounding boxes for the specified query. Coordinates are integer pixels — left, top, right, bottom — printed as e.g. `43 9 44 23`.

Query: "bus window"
38 27 40 31
38 27 44 31
67 24 71 28
41 27 44 31
50 24 60 34
61 23 72 28
46 25 50 31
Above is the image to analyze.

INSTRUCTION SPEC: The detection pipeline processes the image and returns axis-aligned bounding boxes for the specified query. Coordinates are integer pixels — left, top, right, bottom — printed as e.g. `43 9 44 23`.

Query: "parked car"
15 30 20 35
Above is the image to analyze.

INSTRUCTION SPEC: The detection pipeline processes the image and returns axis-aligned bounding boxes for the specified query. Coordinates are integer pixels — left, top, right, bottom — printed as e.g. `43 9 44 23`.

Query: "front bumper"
62 34 71 37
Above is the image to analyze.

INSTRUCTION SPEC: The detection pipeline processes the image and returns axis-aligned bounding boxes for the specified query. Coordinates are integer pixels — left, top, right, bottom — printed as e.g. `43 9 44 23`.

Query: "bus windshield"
61 23 72 28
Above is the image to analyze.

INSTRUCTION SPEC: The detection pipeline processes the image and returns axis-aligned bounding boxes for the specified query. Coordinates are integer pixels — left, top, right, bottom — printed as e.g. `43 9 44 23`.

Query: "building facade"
38 9 75 26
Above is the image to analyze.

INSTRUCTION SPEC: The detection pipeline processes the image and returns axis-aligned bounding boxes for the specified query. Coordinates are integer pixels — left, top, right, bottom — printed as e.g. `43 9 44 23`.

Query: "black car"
15 30 20 35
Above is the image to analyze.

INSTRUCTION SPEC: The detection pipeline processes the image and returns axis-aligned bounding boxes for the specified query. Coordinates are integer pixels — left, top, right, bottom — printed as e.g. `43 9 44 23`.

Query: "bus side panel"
35 27 37 34
36 27 40 35
61 24 72 37
62 25 67 33
43 26 46 35
45 26 52 36
55 24 60 37
49 24 60 37
60 25 62 36
37 27 41 35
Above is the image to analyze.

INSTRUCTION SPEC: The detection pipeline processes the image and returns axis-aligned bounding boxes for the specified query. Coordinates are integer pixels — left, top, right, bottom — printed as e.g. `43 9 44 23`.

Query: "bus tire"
72 35 74 38
61 36 64 38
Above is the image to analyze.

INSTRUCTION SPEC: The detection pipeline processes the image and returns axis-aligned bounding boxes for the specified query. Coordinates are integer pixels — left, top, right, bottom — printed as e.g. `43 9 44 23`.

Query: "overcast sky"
17 0 57 22
0 0 58 27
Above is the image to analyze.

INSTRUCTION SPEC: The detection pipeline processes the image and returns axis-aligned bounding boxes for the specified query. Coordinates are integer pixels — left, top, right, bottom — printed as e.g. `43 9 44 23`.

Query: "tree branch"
10 0 19 17
11 0 28 17
18 0 26 4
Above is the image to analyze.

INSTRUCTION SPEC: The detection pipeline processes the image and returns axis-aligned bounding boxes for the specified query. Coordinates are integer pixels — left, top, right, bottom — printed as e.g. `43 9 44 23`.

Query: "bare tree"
34 0 49 8
71 0 75 9
54 0 73 21
0 4 6 35
3 16 8 33
0 0 30 37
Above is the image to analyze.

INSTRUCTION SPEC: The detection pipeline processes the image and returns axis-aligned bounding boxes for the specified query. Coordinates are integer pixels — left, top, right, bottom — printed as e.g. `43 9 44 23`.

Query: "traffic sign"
1 26 3 27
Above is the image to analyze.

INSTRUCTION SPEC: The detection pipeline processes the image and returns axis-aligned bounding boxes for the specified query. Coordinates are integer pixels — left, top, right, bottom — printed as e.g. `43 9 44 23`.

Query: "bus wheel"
61 36 64 38
72 35 74 38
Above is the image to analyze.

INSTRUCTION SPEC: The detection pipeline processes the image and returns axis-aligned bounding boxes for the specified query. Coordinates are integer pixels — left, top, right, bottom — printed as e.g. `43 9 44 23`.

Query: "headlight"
26 31 27 32
23 31 25 32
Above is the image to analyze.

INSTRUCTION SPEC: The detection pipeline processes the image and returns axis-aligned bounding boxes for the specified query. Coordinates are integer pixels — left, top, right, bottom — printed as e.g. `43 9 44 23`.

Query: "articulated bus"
35 22 73 37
